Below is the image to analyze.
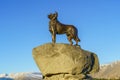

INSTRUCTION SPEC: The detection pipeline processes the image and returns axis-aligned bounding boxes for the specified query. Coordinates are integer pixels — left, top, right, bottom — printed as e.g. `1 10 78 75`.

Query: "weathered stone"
44 74 86 80
32 43 99 80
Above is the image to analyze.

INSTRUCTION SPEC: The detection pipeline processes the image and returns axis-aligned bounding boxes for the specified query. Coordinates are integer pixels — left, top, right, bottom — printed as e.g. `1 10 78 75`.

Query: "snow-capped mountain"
0 72 42 80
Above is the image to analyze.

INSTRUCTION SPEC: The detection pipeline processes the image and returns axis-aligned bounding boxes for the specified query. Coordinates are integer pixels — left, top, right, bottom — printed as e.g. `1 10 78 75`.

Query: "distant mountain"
0 72 42 80
90 60 120 79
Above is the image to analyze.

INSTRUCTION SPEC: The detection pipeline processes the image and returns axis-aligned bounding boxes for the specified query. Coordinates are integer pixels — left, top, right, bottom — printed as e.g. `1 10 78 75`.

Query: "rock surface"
32 43 99 80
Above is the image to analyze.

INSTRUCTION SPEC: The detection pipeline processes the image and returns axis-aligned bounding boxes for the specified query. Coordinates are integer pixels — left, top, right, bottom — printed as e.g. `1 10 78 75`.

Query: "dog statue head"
48 12 58 20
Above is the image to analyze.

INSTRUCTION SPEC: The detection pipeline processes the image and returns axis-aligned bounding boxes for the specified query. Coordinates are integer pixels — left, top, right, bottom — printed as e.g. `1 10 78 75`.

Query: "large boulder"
32 43 99 80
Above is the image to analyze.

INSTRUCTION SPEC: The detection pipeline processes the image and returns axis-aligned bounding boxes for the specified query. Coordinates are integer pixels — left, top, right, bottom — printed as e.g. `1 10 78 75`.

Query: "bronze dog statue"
48 12 80 45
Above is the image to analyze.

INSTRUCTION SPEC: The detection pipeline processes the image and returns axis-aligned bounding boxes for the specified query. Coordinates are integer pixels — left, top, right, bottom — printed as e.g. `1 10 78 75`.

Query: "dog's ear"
55 11 58 17
51 11 58 20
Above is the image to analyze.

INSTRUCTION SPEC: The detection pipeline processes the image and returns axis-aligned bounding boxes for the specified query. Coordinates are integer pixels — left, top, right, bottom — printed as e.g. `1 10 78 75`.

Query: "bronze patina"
48 12 80 45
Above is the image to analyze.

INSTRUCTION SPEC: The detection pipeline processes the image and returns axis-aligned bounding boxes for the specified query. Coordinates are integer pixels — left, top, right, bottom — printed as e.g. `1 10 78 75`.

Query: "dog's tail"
75 28 80 42
76 36 80 42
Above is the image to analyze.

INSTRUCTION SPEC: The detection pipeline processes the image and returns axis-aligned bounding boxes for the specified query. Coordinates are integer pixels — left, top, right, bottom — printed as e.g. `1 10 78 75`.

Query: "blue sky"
0 0 120 73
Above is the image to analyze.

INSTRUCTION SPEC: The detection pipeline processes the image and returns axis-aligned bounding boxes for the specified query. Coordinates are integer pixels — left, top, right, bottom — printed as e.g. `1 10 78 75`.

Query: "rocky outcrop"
32 43 99 80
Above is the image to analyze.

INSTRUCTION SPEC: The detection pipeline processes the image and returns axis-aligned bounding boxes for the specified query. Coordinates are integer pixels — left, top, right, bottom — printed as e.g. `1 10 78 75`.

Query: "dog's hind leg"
67 35 73 45
74 36 80 46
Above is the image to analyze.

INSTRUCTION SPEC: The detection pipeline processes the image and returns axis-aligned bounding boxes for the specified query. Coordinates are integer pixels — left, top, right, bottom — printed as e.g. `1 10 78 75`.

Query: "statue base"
32 43 99 80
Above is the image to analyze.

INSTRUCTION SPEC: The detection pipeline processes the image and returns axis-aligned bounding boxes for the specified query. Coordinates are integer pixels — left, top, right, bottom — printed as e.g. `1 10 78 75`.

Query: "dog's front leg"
51 26 56 44
52 31 56 44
